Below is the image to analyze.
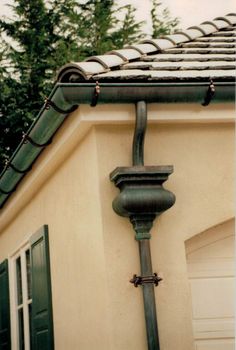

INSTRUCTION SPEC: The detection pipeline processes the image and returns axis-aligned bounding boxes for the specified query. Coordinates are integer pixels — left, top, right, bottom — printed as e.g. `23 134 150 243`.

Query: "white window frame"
9 241 32 350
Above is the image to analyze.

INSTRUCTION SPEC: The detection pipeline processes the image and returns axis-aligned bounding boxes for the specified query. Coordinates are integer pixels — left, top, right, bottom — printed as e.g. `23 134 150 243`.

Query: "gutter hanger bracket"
44 97 78 114
22 133 52 148
4 160 32 174
202 79 215 106
90 81 100 107
0 186 16 195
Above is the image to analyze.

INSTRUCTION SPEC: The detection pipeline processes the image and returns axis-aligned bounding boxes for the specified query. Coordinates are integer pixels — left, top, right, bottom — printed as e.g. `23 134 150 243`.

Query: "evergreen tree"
0 0 81 171
75 1 144 58
0 0 144 172
151 0 179 38
0 0 178 172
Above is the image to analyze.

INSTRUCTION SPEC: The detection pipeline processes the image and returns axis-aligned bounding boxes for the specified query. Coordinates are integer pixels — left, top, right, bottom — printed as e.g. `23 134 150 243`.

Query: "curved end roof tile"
141 38 175 50
86 55 124 69
57 61 108 82
106 48 142 61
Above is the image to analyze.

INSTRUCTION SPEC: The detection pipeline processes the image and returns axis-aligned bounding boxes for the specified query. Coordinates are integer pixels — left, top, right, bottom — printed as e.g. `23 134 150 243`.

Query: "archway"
185 219 235 350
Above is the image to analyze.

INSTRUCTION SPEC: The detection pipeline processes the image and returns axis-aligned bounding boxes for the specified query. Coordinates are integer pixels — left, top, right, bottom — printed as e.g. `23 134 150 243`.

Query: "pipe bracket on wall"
130 273 162 287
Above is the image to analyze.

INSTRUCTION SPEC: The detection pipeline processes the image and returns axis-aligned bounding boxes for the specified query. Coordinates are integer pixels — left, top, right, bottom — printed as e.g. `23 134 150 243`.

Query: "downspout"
0 80 234 209
110 101 175 349
0 79 234 346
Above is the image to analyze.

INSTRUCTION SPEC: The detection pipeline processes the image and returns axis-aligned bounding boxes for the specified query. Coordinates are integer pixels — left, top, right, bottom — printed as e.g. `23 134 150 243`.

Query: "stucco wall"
0 104 234 350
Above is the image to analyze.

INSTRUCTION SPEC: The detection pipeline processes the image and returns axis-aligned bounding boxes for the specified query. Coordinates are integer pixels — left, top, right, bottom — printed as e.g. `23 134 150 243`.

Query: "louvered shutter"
30 225 54 350
0 260 11 350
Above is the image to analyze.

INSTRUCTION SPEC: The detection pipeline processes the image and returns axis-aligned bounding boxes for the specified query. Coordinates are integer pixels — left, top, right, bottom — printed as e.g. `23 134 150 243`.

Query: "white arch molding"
185 218 235 350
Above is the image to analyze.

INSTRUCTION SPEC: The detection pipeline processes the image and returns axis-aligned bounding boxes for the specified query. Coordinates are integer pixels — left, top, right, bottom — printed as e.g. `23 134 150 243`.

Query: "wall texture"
0 103 234 350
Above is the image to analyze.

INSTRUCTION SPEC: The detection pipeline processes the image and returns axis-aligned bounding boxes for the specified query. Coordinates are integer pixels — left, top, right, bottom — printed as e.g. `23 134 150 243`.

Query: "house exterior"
0 13 235 350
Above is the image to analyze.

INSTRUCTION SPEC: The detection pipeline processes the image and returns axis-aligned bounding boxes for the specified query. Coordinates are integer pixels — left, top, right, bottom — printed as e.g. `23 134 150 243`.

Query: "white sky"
119 0 236 33
0 0 235 34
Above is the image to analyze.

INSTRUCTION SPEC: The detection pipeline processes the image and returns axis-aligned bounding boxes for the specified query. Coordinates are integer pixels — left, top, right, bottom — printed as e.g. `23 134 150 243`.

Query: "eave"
0 79 235 209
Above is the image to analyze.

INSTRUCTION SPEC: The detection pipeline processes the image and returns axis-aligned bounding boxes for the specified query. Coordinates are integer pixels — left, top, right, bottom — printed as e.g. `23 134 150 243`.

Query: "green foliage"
0 0 145 172
151 0 179 38
0 0 81 172
0 0 178 173
75 1 144 58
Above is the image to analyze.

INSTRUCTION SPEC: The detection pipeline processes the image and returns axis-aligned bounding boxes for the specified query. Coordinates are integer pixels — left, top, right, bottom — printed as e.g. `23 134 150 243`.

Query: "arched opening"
185 219 235 350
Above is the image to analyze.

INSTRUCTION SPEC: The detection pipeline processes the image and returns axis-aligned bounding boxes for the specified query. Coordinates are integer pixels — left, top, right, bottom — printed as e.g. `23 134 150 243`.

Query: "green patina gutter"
0 80 234 209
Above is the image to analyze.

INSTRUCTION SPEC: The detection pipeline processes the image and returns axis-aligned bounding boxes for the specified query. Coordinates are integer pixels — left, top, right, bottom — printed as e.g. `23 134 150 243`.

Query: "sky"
0 0 235 34
118 0 236 33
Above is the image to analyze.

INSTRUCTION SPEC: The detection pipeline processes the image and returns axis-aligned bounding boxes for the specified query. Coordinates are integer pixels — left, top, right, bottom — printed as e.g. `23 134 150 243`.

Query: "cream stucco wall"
0 103 234 350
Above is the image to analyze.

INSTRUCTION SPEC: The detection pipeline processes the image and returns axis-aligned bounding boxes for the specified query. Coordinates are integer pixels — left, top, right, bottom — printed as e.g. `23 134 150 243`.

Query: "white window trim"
9 241 31 350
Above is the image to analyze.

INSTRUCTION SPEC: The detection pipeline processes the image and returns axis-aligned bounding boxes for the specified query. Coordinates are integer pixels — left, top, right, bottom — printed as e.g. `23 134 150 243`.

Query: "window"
0 225 54 350
10 244 32 350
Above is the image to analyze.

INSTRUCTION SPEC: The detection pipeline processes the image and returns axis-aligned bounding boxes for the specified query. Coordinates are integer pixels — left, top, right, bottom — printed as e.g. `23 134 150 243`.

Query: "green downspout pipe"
133 101 160 349
110 101 176 349
0 79 234 348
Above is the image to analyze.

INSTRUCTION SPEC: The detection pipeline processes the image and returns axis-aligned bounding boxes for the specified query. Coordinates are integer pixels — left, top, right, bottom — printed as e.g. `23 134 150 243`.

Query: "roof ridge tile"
86 55 125 69
201 21 220 30
214 16 235 25
174 31 193 40
212 19 232 29
188 24 216 35
161 33 190 44
57 61 109 81
225 15 236 24
57 13 235 83
141 38 175 50
106 48 142 61
125 44 157 54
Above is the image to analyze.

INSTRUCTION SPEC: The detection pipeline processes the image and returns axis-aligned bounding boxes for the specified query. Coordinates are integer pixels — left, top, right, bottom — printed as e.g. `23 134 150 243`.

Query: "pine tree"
151 0 179 38
0 0 83 172
75 0 144 58
0 0 145 172
0 0 178 172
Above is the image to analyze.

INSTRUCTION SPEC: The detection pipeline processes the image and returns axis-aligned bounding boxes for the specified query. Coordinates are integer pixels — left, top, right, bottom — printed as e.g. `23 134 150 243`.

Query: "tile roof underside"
58 14 236 83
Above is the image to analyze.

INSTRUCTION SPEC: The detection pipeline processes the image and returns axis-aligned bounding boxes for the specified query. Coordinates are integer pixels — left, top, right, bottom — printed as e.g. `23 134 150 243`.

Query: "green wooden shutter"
30 225 54 350
0 260 11 350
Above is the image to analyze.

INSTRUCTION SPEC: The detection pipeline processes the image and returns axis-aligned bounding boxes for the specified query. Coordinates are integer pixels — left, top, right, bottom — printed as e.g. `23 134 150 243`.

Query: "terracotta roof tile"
126 44 157 54
141 38 175 50
57 14 236 83
106 48 142 61
86 55 124 68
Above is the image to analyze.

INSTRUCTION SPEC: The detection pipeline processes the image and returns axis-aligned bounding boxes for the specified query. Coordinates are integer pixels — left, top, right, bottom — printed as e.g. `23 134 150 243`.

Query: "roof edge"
0 80 235 210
